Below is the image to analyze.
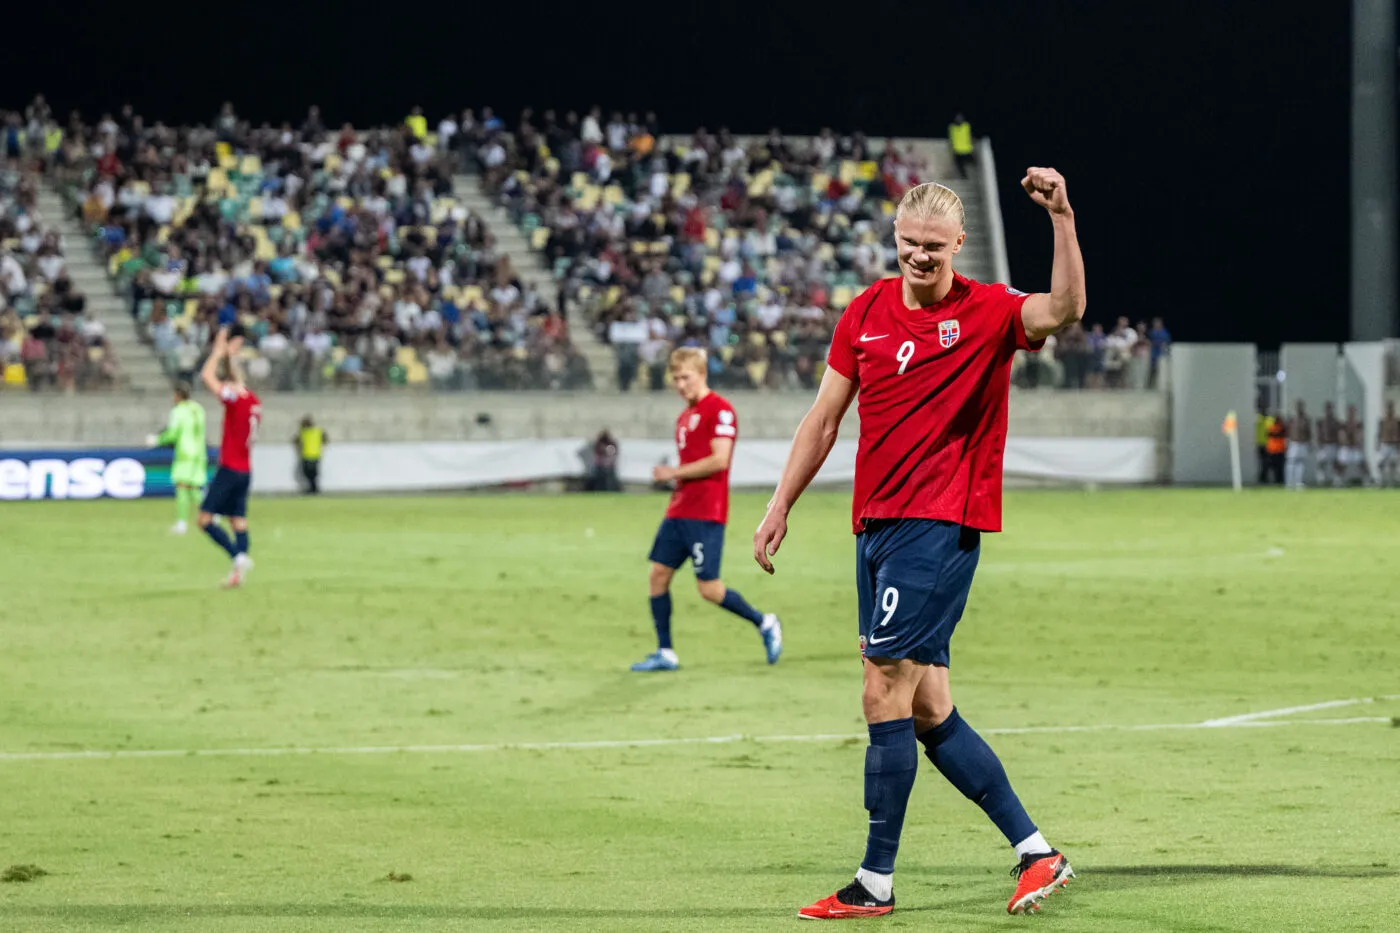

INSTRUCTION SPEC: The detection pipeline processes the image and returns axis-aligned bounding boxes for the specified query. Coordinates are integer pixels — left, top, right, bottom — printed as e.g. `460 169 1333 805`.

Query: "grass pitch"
2 489 1397 932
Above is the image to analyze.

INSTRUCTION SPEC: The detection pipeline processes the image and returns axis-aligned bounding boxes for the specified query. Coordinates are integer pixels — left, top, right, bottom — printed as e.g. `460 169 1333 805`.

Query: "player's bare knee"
697 579 726 603
912 694 954 732
648 563 673 595
861 661 916 723
197 512 213 528
230 517 248 532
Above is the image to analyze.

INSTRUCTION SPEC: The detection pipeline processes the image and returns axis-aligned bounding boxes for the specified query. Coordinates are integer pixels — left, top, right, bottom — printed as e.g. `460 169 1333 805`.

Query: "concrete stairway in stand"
451 175 619 389
36 184 170 394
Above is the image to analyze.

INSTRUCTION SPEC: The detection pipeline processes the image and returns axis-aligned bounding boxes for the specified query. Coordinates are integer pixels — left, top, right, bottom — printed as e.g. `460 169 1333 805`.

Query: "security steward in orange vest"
1264 414 1287 485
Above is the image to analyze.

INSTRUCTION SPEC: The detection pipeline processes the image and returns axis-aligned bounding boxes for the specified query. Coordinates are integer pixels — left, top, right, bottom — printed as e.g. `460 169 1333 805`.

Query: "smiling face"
895 211 965 297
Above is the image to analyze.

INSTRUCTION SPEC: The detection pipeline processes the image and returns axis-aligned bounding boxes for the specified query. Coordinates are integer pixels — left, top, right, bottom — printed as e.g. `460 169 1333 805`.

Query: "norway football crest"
938 319 960 348
688 414 701 430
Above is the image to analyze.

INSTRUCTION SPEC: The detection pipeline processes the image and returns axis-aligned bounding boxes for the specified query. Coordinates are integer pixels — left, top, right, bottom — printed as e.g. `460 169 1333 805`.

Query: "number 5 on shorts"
693 542 705 568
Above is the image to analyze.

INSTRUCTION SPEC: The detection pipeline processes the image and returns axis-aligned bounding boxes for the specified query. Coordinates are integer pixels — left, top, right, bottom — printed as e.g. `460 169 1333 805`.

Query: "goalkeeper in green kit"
147 382 208 535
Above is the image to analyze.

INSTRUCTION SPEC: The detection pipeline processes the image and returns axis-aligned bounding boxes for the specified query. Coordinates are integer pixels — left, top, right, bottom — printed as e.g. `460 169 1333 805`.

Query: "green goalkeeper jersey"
158 399 208 484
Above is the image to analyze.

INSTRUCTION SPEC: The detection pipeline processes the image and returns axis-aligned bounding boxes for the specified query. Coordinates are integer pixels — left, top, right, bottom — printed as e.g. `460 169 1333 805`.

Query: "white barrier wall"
0 389 1168 445
250 438 1159 494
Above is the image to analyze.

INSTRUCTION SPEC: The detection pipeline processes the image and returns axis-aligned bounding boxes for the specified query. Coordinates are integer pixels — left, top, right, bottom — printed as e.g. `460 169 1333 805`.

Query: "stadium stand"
1 101 125 392
53 104 591 392
7 97 1169 394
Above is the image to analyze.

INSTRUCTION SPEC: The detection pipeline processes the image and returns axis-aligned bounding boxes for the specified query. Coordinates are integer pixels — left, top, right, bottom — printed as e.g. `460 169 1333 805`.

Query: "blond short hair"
895 182 965 230
669 347 707 374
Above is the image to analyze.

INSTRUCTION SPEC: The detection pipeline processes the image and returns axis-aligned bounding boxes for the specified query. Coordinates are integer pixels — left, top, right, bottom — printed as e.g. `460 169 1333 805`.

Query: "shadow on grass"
10 866 1394 923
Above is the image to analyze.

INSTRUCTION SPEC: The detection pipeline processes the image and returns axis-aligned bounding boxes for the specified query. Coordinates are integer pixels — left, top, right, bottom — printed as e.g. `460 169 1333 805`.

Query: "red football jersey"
666 390 738 524
826 274 1041 534
217 385 262 473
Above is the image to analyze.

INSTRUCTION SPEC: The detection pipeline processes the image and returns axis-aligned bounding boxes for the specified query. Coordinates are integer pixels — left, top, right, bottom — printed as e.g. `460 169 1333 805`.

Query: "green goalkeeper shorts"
171 458 209 488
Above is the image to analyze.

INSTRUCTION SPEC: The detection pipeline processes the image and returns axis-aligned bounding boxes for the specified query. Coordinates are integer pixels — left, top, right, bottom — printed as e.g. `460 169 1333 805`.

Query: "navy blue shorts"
856 519 981 666
649 518 726 581
201 466 251 518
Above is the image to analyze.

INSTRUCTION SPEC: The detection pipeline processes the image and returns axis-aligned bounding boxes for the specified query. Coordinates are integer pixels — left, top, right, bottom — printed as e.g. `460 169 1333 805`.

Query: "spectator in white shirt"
146 191 176 224
437 115 458 151
303 325 333 359
581 107 604 145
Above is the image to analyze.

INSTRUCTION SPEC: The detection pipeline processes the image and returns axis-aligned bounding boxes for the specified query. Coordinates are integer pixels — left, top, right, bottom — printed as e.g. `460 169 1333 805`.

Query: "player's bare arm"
225 335 247 390
654 437 733 483
1018 167 1087 342
753 367 858 574
200 327 228 395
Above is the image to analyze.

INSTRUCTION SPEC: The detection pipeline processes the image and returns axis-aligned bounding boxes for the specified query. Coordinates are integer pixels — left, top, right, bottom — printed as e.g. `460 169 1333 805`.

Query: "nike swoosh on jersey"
859 333 889 342
868 635 897 645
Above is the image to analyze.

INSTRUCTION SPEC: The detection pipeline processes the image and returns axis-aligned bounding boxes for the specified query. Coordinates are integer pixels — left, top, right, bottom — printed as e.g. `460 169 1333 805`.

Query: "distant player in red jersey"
630 348 782 672
756 173 1086 918
199 327 261 588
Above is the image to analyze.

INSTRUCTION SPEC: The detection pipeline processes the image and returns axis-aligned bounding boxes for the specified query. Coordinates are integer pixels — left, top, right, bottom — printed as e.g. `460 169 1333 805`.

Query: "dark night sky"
8 1 1361 344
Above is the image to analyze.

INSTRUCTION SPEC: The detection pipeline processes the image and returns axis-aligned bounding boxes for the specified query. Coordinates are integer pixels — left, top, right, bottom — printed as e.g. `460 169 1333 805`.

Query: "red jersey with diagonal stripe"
825 274 1041 534
217 385 262 473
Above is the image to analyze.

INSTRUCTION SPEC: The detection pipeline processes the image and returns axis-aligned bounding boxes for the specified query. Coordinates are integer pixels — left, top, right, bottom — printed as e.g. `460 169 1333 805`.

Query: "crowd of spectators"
57 100 589 391
6 95 1172 395
1014 316 1173 390
1 97 119 392
480 108 925 390
476 106 1169 392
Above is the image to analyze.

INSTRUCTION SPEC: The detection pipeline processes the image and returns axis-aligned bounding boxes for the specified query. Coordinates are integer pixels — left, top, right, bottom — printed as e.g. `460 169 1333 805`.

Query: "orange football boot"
1007 849 1074 914
798 878 894 920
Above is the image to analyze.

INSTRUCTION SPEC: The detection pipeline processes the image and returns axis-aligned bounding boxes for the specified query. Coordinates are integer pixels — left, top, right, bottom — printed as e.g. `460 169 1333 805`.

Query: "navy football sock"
203 523 239 558
650 593 673 650
718 588 764 627
234 530 249 556
860 717 919 875
918 708 1037 845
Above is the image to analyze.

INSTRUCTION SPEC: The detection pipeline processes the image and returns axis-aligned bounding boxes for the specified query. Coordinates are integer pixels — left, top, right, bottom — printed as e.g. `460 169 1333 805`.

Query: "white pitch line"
0 714 1393 763
1201 694 1400 727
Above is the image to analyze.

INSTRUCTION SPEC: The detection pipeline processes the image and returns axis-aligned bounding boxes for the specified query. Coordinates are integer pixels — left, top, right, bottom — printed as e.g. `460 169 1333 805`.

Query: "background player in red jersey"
630 348 782 672
199 327 262 588
755 173 1086 918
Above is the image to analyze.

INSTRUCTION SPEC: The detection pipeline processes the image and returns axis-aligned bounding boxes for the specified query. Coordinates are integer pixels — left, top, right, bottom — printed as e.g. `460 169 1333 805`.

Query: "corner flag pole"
1222 410 1242 492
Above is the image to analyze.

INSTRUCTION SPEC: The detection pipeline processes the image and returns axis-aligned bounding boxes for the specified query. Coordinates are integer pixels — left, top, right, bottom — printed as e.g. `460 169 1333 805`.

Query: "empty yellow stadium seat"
239 155 262 176
3 362 28 387
406 362 428 385
395 346 419 366
831 285 855 307
531 227 551 250
461 286 485 306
